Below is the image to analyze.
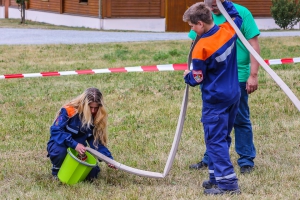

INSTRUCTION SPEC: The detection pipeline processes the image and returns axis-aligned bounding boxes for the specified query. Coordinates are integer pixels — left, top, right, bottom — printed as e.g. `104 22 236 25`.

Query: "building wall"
233 0 272 17
5 8 166 32
0 6 4 18
5 7 299 32
111 0 162 17
2 0 300 32
165 0 273 32
3 0 274 18
64 0 99 17
29 0 60 13
27 0 99 16
102 18 165 31
9 0 18 7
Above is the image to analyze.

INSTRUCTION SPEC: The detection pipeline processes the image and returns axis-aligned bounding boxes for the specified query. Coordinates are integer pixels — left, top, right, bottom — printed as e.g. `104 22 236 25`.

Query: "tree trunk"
21 1 25 24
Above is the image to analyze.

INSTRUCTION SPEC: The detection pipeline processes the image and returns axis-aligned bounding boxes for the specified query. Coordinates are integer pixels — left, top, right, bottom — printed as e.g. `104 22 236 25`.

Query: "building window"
79 0 88 3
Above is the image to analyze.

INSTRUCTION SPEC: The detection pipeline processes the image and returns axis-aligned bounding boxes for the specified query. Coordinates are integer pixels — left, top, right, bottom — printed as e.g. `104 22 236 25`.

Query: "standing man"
189 0 260 174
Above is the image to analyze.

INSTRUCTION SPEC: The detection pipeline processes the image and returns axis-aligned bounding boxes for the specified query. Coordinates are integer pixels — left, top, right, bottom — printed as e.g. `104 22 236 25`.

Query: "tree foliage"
271 0 300 29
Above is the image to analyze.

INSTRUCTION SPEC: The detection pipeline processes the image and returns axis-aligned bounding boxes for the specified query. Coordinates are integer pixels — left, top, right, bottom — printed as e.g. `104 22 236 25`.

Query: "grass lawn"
0 22 300 199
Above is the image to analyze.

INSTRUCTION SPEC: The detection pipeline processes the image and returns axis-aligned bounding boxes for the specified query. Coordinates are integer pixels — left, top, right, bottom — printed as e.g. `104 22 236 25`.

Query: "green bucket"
58 148 97 185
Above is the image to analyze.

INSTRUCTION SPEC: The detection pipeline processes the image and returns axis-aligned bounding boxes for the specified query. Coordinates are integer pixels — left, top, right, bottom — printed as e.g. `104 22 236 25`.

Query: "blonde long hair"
55 88 108 146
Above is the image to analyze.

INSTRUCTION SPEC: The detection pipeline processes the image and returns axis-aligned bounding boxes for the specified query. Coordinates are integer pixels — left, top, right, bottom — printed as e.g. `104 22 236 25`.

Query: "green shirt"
189 3 260 82
213 3 260 82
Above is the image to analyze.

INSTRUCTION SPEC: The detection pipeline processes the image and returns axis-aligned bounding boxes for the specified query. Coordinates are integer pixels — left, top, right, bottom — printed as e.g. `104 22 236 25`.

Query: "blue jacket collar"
200 24 219 38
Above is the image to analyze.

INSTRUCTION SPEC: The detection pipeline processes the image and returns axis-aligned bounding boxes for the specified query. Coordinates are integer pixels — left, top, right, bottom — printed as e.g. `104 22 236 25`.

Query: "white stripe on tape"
157 64 176 71
92 69 111 73
268 59 283 65
59 71 78 76
125 66 143 72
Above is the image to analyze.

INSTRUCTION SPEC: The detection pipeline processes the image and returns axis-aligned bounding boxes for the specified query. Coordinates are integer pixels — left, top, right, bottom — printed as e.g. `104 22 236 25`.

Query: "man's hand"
246 74 258 94
247 36 260 94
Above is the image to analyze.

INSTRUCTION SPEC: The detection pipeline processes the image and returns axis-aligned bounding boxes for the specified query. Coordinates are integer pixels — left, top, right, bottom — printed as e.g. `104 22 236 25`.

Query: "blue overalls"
202 96 240 190
47 106 113 180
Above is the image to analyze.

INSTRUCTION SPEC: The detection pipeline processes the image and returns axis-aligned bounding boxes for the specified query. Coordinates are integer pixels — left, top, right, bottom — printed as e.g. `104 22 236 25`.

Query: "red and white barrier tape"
0 57 299 79
265 57 300 65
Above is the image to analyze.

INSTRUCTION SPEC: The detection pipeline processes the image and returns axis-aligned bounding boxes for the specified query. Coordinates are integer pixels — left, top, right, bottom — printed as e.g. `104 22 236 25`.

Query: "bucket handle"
67 148 97 167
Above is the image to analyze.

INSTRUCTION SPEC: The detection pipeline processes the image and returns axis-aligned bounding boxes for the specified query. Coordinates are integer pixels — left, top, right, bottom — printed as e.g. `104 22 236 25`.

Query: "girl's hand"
107 163 117 170
75 143 86 155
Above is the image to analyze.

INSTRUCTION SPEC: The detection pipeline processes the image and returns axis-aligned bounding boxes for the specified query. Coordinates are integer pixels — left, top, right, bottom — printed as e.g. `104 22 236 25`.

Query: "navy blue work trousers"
202 82 256 167
201 98 240 190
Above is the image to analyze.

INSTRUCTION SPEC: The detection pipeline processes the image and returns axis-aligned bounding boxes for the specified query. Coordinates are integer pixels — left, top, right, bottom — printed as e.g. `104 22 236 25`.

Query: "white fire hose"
86 43 194 178
86 84 189 178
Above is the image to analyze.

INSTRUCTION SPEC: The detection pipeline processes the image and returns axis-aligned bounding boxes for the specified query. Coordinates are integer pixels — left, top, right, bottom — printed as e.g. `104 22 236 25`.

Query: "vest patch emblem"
192 70 203 83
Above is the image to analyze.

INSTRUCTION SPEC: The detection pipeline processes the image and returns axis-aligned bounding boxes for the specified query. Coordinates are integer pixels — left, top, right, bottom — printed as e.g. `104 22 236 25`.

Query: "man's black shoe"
240 165 254 174
202 180 217 189
189 161 208 170
204 187 241 195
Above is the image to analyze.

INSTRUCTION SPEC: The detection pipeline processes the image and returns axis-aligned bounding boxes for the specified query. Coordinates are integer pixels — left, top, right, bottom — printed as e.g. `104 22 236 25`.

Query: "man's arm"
221 0 243 29
247 36 260 94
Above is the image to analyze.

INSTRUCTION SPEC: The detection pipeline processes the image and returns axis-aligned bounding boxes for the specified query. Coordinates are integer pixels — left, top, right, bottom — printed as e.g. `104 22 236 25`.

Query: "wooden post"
4 0 8 18
59 0 63 14
25 0 29 9
99 0 101 18
106 0 111 18
160 0 165 18
102 0 106 18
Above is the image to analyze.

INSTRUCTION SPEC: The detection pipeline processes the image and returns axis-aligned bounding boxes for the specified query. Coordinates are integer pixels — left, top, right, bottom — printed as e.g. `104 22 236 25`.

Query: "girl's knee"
86 166 101 180
48 144 68 166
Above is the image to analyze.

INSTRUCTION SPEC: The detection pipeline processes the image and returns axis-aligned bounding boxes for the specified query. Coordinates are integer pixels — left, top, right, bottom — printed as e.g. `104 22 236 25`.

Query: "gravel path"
1 28 300 45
